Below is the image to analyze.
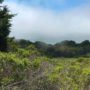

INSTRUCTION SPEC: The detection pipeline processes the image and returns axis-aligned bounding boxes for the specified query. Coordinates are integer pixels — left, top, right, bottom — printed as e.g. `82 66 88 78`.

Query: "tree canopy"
0 0 14 51
0 0 3 3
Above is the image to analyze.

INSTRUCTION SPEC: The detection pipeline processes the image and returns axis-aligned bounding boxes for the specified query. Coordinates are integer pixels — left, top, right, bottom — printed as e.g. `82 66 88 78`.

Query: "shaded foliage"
35 40 90 57
8 39 90 57
0 0 14 51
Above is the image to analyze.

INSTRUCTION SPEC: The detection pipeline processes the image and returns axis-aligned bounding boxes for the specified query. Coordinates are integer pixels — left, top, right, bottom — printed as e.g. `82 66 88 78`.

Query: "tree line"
1 0 90 58
7 39 90 57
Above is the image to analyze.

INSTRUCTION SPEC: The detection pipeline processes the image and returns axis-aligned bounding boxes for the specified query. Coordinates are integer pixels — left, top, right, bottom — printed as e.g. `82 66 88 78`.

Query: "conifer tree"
0 0 14 51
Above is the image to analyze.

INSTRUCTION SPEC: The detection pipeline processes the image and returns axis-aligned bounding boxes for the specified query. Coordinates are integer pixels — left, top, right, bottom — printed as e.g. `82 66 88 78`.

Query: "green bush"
0 52 30 87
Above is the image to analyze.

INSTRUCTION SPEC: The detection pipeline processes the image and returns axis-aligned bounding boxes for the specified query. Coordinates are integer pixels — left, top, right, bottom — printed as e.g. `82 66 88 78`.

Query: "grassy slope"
0 50 90 90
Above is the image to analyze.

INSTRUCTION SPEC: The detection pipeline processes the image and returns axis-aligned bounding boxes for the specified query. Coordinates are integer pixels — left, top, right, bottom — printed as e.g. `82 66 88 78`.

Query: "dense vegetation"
0 46 90 90
11 39 90 58
0 0 90 90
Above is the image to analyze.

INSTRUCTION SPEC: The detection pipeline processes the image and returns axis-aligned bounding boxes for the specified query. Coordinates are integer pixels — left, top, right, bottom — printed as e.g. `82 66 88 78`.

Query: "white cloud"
4 1 90 43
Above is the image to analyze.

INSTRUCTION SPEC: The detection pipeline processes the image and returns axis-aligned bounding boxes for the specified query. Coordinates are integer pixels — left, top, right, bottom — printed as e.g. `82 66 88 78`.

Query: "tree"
80 40 90 47
0 0 14 51
0 0 3 3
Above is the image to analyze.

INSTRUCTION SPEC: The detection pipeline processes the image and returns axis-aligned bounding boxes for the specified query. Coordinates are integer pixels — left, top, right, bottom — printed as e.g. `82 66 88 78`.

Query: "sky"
4 0 90 44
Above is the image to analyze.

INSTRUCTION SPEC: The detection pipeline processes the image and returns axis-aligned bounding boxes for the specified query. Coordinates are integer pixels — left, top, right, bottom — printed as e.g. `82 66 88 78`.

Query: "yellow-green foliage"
16 45 40 58
47 58 90 90
0 49 90 90
0 52 30 86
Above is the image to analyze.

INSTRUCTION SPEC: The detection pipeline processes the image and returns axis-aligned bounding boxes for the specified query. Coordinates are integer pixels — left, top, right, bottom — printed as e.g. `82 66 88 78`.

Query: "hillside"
0 0 90 90
0 43 90 90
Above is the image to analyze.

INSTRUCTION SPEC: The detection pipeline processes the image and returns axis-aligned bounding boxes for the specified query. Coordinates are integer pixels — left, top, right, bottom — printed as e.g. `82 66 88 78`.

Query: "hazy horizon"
4 0 90 44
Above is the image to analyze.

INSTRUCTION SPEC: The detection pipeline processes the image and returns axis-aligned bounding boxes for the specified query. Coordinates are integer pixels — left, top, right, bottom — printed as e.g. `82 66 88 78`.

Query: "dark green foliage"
7 39 90 57
36 40 90 58
7 37 19 52
0 1 14 51
17 39 33 48
0 0 3 3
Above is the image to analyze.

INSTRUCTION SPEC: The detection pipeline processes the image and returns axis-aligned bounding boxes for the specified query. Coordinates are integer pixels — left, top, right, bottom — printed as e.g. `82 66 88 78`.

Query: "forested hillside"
9 39 90 58
0 0 90 90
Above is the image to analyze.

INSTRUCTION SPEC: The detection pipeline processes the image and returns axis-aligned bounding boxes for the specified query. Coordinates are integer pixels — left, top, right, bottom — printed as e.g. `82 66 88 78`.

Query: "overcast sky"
4 0 90 44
